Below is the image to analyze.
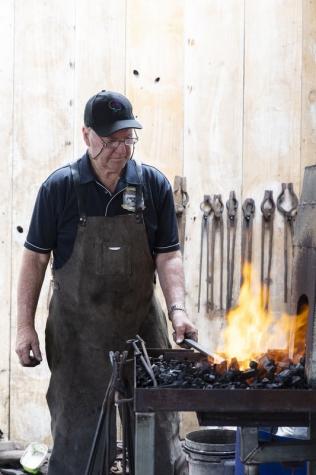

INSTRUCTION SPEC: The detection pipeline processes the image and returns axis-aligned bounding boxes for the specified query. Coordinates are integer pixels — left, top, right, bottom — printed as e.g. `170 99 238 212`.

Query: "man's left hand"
171 310 198 345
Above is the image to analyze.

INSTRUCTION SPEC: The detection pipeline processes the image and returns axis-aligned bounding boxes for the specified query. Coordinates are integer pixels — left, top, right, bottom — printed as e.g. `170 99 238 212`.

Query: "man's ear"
82 127 90 146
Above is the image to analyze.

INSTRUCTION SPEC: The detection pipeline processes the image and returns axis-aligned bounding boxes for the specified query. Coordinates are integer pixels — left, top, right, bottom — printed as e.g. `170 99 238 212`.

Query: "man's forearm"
155 250 185 310
155 250 197 343
17 249 50 329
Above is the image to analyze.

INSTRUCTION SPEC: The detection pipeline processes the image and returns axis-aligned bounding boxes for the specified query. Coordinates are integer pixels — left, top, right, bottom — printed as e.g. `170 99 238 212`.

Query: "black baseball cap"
84 90 142 136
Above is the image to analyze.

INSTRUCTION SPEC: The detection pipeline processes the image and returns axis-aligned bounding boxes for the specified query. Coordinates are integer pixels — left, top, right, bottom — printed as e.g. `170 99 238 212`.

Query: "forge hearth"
133 349 316 474
133 349 316 427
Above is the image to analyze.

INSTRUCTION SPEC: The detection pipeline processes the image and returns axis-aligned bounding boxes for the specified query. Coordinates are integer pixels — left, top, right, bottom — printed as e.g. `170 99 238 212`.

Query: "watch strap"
168 303 187 320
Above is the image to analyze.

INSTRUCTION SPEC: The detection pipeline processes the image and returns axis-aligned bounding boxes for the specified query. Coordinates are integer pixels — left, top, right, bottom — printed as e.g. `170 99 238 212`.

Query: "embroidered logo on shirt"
122 186 145 212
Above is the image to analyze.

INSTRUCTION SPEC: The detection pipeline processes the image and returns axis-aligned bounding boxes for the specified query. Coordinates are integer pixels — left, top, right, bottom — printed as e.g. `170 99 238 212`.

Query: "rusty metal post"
290 166 316 387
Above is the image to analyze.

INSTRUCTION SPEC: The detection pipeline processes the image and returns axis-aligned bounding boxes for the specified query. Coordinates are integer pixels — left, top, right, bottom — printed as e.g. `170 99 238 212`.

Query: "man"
16 90 197 474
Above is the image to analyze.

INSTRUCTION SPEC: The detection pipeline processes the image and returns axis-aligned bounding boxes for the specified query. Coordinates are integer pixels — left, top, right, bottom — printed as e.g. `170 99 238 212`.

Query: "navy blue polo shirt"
25 153 180 269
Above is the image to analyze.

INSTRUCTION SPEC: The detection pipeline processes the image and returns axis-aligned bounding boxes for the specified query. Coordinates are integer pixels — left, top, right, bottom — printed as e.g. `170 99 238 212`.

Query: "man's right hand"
16 326 42 367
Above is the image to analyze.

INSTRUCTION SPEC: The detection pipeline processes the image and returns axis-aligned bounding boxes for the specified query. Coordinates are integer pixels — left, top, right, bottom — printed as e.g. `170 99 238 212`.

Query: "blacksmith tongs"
183 338 224 364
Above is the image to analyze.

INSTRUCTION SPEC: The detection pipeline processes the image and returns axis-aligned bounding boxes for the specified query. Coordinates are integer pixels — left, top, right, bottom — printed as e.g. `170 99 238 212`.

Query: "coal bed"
136 352 308 390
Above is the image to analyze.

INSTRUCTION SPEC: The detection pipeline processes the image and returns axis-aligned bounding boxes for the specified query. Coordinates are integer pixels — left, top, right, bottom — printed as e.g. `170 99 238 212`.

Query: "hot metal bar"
182 338 224 362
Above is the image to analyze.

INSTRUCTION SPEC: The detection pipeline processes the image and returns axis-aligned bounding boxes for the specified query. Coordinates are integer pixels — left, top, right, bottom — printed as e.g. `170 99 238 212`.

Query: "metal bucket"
184 429 236 475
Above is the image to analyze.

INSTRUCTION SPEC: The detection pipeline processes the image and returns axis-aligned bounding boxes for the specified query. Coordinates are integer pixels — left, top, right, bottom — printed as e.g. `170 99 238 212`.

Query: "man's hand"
16 325 42 367
171 310 198 345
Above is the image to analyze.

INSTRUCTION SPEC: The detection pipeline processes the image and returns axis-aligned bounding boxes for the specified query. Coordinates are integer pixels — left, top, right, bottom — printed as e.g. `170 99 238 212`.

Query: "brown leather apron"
45 162 187 474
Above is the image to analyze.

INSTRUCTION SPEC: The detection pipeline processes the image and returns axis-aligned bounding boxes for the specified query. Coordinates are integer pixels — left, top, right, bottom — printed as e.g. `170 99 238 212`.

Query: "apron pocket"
97 241 132 277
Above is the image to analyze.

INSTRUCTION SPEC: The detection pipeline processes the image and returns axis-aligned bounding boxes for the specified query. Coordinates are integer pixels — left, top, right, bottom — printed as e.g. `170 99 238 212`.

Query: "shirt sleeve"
154 179 180 254
24 183 57 254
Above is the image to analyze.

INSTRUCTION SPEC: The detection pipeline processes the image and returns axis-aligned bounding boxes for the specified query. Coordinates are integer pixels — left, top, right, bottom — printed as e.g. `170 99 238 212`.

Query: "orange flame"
216 262 308 369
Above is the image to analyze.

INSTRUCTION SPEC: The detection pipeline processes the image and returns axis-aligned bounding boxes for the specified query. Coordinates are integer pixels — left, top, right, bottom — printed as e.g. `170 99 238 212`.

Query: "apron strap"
69 161 87 226
134 159 145 220
134 159 145 211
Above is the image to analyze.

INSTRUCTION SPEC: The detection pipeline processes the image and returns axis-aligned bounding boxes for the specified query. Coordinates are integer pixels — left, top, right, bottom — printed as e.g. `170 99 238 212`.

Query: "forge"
133 166 316 475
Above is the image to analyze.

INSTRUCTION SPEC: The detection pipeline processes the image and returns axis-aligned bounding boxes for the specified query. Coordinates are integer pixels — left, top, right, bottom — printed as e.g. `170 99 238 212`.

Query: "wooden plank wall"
184 0 244 349
73 0 126 156
10 0 76 443
125 0 184 178
1 0 315 443
243 0 302 316
0 0 14 439
302 0 316 174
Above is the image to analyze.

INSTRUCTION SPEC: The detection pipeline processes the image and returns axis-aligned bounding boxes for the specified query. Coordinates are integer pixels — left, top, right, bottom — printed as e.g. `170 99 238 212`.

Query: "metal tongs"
183 338 225 364
128 335 158 387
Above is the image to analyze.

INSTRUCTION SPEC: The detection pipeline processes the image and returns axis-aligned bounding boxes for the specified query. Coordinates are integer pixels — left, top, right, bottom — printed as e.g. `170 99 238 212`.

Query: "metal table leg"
240 427 259 475
135 412 155 475
308 413 316 475
244 466 259 475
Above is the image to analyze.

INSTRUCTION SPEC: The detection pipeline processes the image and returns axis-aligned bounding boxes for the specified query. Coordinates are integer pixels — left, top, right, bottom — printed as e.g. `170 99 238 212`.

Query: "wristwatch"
168 303 187 320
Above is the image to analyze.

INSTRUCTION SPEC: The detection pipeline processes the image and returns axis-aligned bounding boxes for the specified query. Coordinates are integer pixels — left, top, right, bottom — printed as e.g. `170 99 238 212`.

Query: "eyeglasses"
99 136 138 150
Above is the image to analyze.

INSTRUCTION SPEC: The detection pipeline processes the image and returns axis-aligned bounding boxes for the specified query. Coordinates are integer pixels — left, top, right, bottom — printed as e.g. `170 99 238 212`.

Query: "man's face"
82 127 135 172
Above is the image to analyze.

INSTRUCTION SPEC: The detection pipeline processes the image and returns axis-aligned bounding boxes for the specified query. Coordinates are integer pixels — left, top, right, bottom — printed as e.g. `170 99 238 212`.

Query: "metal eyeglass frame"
98 130 139 150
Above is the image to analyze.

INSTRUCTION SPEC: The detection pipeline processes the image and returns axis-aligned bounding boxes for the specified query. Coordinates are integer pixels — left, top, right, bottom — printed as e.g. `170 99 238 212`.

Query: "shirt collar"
78 151 141 186
119 159 141 186
78 152 96 184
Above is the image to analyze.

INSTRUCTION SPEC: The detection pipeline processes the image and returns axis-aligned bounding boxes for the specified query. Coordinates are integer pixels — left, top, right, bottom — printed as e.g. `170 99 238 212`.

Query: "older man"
16 90 197 474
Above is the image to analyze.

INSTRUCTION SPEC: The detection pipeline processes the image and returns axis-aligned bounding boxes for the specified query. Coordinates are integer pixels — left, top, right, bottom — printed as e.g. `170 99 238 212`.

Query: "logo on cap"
108 100 123 113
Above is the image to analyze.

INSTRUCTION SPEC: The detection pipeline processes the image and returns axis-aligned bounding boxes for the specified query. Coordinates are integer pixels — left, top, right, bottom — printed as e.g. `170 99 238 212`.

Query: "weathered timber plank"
125 0 184 180
243 0 302 316
301 0 316 178
10 0 75 444
183 0 244 349
0 0 14 440
73 0 126 157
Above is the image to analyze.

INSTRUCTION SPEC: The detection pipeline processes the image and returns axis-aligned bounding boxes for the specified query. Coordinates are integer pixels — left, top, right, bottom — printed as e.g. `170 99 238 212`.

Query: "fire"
216 262 308 369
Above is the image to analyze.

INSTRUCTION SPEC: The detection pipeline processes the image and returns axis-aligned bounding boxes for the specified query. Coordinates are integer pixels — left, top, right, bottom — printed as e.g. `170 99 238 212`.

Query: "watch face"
168 304 186 314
